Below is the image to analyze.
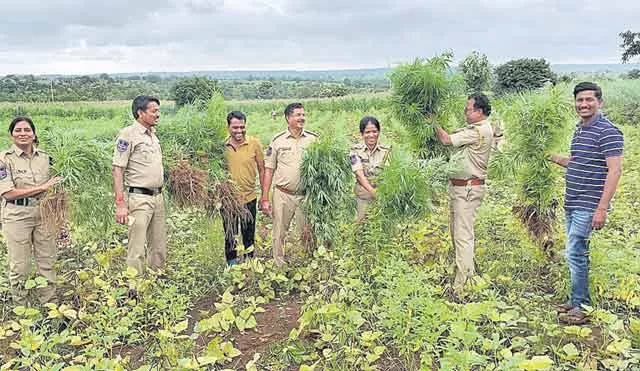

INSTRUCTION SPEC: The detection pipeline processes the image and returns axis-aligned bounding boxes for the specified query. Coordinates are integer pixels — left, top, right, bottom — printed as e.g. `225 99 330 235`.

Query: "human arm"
112 165 128 225
354 169 376 196
260 167 273 216
549 154 570 168
1 176 63 200
592 156 623 229
435 127 452 145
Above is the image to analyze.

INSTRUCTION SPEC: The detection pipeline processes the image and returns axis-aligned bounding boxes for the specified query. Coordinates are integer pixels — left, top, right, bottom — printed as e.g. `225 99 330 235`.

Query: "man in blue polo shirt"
550 82 624 324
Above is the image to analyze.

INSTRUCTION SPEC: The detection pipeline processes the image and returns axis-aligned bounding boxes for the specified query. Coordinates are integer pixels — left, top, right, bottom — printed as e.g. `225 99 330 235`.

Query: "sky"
0 0 638 75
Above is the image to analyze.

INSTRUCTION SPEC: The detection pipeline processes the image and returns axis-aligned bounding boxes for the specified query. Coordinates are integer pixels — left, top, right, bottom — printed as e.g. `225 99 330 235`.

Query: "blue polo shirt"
565 113 623 212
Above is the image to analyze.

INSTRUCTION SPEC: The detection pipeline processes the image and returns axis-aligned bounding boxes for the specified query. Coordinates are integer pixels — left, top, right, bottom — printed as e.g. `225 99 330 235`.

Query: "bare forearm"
256 161 266 196
355 170 376 195
597 162 622 210
261 168 273 201
550 154 570 168
2 185 45 200
435 127 451 145
112 166 126 204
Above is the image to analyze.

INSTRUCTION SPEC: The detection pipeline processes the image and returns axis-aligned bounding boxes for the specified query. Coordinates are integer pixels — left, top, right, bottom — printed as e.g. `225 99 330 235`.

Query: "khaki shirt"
225 136 264 204
449 119 494 180
350 142 391 199
0 144 52 197
112 122 164 189
264 129 319 194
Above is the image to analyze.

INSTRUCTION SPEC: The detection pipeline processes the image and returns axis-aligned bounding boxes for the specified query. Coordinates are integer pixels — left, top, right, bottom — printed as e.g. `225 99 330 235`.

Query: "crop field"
0 78 639 370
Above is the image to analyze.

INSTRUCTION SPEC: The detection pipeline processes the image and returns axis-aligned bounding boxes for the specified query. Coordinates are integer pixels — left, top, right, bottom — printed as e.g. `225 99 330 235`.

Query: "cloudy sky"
0 0 637 75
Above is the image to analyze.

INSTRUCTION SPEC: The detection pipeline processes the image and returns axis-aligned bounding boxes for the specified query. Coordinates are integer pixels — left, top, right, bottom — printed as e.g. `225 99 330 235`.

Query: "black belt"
7 198 36 206
128 187 162 196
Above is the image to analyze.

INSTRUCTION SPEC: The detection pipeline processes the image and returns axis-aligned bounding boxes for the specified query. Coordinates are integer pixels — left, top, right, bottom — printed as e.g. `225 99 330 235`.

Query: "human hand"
42 176 64 191
592 208 607 230
116 204 128 225
260 198 271 216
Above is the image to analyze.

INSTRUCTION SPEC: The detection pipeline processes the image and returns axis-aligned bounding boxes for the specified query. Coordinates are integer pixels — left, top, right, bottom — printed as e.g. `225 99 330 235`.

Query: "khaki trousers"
127 193 167 274
448 184 486 291
272 188 308 266
2 202 56 305
356 197 372 221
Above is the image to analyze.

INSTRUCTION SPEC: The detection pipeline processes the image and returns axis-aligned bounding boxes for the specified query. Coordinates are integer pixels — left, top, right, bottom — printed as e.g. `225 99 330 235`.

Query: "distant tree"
317 84 348 98
626 69 640 79
257 80 275 99
170 77 220 107
494 58 556 94
620 30 640 63
458 51 492 93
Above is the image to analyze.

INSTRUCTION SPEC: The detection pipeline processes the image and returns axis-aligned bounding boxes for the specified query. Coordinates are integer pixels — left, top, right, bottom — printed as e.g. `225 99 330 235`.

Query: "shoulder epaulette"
351 143 365 151
379 144 391 150
271 131 288 142
305 130 319 137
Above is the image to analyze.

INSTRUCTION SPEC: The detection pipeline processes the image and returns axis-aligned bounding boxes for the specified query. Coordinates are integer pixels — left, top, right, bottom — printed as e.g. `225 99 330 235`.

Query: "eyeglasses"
464 107 479 114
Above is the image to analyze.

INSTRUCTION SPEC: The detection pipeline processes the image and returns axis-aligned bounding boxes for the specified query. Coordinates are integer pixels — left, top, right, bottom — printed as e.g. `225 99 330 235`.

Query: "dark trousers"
222 199 257 262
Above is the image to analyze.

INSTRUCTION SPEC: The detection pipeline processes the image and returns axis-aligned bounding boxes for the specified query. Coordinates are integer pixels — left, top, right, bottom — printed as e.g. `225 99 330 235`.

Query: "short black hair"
468 93 491 117
573 81 602 100
284 102 304 118
226 111 246 125
359 116 381 134
132 95 160 119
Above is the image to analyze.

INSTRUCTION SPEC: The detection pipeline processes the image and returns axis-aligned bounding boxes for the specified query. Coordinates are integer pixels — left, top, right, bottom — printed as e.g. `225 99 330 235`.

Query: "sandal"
559 307 588 325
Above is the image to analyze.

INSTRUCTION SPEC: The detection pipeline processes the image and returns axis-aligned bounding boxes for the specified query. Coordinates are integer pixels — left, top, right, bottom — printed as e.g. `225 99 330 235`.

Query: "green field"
0 80 639 370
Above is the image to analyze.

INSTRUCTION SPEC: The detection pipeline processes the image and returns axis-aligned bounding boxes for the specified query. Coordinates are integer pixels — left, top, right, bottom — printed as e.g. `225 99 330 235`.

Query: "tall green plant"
490 87 573 248
38 128 114 235
301 136 353 244
389 53 464 159
373 150 460 226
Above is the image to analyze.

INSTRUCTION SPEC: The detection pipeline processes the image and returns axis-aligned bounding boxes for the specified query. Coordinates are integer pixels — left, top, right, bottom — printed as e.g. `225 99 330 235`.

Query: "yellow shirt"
449 119 494 180
225 136 264 204
112 122 164 189
264 129 319 194
0 144 52 197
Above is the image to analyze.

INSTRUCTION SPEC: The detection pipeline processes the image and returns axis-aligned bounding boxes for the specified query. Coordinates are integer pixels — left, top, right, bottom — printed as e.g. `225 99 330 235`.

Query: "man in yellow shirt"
223 111 265 265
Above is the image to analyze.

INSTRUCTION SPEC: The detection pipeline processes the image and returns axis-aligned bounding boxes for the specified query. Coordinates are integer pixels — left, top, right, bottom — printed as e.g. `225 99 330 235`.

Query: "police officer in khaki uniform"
112 96 167 275
0 116 63 305
435 93 494 293
349 116 391 221
260 103 319 266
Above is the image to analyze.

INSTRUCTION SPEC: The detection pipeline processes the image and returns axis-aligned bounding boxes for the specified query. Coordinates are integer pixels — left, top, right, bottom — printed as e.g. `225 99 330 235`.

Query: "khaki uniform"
113 122 166 274
264 129 319 265
0 145 56 304
349 142 391 219
448 120 494 291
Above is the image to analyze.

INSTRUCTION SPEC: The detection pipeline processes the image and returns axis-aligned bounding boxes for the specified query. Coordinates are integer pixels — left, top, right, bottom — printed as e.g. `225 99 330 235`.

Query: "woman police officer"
349 116 391 221
0 116 63 305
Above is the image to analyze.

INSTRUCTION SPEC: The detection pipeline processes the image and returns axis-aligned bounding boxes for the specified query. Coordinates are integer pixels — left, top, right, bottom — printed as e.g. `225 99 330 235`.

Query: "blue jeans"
565 209 594 308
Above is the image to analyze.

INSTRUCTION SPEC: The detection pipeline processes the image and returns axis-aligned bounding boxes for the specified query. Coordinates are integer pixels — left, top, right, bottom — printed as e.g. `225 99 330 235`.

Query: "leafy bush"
373 150 460 225
170 77 221 108
389 53 464 158
494 58 556 94
627 69 640 79
490 87 573 249
301 135 353 244
458 51 492 93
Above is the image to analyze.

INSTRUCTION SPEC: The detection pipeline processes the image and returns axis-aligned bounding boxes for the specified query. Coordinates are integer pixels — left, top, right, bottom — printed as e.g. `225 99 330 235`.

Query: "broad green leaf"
173 319 189 334
562 343 579 359
519 356 554 370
